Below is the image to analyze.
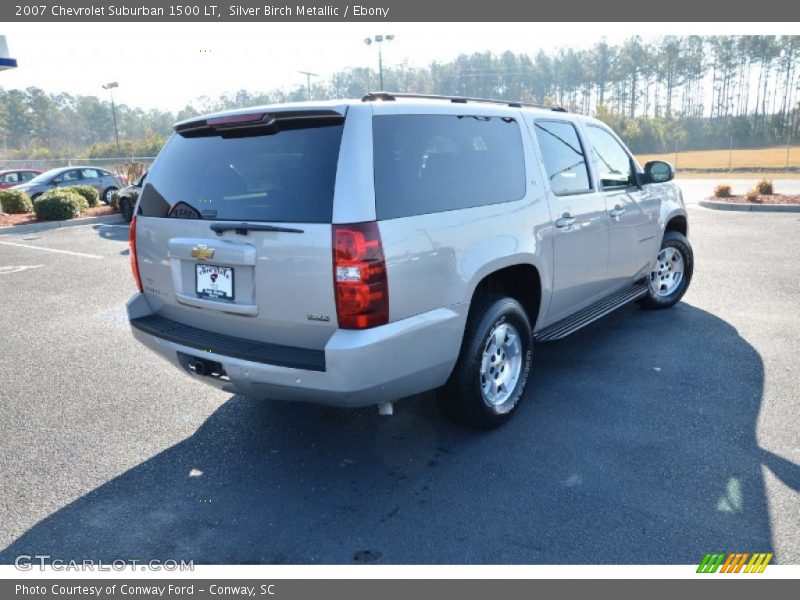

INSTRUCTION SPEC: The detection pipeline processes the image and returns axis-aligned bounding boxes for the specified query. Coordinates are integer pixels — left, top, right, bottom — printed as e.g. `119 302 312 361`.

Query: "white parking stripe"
0 265 44 274
98 224 130 229
0 241 103 259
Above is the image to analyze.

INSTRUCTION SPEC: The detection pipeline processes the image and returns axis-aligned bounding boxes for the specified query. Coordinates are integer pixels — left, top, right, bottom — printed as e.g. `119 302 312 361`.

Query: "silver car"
13 166 125 204
127 93 692 428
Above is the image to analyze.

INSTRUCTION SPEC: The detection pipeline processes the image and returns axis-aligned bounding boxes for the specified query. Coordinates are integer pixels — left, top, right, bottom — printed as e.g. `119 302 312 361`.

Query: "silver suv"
126 92 692 428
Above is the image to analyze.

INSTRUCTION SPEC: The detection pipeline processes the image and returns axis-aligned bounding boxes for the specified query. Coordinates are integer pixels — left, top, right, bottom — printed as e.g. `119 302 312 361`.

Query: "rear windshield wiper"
210 222 305 236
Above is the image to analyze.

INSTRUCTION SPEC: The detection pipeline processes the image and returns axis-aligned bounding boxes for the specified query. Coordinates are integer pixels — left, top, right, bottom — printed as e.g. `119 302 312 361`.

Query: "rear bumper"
126 293 466 407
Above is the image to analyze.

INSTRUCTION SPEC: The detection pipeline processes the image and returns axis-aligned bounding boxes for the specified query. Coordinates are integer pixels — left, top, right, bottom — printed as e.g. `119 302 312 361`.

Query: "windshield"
26 171 59 184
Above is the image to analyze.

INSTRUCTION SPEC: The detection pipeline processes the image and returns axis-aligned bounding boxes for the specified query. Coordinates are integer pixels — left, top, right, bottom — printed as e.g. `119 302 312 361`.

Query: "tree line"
1 34 798 158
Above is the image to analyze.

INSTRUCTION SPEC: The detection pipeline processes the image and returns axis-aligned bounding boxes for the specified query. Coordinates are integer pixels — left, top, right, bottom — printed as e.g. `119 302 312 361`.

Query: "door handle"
555 214 576 229
609 205 626 219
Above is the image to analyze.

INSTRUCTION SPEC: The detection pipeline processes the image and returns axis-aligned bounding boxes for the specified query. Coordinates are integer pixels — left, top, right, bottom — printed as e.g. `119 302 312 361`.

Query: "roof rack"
361 91 567 112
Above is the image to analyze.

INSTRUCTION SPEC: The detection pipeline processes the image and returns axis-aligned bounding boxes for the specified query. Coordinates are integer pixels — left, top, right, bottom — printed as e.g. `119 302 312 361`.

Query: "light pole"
298 71 318 101
102 81 121 157
364 34 394 90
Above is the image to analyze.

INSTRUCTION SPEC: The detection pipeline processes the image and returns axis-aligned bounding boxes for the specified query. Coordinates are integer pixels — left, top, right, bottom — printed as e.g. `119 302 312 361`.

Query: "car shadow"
1 303 792 564
91 223 130 255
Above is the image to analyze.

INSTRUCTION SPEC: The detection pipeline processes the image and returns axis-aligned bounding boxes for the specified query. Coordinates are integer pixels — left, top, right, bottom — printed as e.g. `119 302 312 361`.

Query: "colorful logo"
697 552 773 573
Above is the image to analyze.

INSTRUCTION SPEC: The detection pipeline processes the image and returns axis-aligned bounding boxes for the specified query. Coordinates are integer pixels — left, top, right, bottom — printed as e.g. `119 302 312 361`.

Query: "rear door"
135 108 349 351
530 118 611 322
582 124 661 288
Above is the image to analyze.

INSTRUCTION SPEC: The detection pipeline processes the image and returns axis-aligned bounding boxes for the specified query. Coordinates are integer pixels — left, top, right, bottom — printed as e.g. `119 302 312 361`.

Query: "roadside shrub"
713 184 732 198
114 161 146 186
0 189 33 214
754 179 773 195
745 189 761 203
40 188 89 213
65 184 100 207
109 190 120 212
33 190 88 221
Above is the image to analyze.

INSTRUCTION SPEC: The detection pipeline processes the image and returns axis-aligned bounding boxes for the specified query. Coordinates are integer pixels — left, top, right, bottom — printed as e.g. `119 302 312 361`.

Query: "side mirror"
644 160 675 184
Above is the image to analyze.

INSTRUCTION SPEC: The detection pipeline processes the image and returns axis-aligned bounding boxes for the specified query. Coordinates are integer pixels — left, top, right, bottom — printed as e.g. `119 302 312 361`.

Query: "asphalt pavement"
0 203 797 564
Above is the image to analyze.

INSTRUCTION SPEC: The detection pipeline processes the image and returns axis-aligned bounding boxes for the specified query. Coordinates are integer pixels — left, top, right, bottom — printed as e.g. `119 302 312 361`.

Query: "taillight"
129 215 143 293
333 221 389 329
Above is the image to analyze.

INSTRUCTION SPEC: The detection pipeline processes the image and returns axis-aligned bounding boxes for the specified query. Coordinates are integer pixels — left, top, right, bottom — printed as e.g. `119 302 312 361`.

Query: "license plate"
196 264 234 300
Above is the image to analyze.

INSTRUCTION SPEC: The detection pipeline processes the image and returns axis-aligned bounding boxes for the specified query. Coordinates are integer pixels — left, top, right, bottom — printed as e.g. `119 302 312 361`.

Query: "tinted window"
585 125 634 188
373 114 526 220
533 121 592 195
61 170 82 182
139 123 344 222
20 171 37 182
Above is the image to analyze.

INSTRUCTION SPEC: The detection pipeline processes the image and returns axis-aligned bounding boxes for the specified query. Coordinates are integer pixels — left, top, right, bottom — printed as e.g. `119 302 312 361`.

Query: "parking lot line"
0 240 103 259
0 265 44 274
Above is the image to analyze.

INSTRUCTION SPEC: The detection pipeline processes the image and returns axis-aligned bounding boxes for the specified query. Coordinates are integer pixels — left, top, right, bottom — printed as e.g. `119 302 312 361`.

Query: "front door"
583 124 662 288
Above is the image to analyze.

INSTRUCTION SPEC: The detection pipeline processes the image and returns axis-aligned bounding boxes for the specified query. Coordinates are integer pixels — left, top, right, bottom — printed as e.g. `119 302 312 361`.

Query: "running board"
534 281 648 342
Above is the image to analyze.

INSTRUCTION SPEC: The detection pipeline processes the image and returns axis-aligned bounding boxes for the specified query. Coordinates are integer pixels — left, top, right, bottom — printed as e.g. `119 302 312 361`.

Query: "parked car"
126 93 692 429
12 166 126 204
0 168 42 189
115 172 146 222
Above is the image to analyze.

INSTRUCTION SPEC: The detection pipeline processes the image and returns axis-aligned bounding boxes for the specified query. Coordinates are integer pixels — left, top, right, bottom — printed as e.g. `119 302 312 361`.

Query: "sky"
1 22 796 113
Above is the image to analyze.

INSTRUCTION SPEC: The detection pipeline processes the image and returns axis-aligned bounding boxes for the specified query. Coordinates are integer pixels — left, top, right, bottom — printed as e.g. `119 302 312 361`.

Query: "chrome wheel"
649 246 684 297
103 188 117 204
479 321 523 407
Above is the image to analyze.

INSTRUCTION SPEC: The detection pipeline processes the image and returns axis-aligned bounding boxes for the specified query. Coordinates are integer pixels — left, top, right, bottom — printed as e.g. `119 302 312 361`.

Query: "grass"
637 145 800 171
675 171 800 180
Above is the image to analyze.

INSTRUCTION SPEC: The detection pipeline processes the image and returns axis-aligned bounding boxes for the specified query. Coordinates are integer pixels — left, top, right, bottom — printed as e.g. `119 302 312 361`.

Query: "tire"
638 230 694 309
436 295 533 429
119 197 133 222
102 187 118 205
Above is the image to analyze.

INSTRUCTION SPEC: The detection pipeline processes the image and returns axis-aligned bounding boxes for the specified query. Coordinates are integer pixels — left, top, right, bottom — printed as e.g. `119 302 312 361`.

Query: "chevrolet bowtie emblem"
191 245 215 260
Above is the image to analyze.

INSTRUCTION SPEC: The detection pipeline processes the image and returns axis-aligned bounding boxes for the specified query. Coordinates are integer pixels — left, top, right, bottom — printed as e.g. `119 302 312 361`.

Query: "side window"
81 168 101 179
62 170 82 182
3 172 19 183
533 120 592 196
20 171 36 182
585 126 634 188
373 114 526 219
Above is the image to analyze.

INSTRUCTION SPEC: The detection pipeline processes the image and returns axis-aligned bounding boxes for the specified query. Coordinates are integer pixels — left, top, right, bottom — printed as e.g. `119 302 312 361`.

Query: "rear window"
138 122 344 222
373 114 526 220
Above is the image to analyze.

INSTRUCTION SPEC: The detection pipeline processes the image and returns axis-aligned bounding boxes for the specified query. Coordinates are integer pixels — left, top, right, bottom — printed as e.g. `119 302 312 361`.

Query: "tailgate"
134 109 346 351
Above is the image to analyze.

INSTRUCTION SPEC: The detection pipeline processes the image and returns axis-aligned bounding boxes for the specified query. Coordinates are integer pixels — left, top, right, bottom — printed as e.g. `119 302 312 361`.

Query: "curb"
0 213 127 235
698 199 800 213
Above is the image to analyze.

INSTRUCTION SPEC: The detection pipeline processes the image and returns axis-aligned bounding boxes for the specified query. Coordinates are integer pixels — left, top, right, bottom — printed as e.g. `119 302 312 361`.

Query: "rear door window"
139 120 344 222
533 120 592 195
373 114 526 220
